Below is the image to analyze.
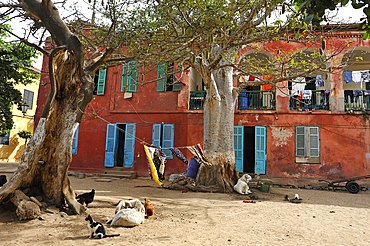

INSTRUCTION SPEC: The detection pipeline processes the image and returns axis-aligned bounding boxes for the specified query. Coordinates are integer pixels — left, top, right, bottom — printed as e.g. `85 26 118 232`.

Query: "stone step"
103 170 136 178
98 173 133 179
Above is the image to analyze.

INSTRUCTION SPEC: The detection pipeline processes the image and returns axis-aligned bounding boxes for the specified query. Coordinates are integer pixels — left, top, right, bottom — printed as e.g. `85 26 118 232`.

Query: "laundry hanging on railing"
169 148 188 165
343 70 370 84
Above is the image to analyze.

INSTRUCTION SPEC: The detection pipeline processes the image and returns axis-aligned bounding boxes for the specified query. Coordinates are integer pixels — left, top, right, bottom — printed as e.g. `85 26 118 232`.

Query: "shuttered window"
96 69 106 95
0 133 10 145
152 124 174 159
23 89 34 110
72 126 79 154
295 126 320 163
156 63 181 92
122 61 138 92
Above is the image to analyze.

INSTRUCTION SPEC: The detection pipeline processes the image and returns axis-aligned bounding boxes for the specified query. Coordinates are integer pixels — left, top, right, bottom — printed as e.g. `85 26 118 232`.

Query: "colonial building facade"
35 25 370 186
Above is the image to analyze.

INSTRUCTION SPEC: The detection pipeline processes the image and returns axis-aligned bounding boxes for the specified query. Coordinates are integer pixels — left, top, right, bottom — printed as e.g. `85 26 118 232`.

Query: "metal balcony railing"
290 90 330 111
237 90 275 110
344 90 370 111
189 91 206 110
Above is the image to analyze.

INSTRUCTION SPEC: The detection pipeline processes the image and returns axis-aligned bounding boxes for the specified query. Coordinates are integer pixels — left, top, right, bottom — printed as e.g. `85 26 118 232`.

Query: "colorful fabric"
153 148 166 181
169 148 188 165
144 146 163 186
343 71 352 83
361 70 370 82
315 75 323 88
186 145 212 166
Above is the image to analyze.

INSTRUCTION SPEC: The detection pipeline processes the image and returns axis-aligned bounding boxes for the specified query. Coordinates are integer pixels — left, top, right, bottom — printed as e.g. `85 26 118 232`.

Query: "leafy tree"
0 23 38 137
17 130 32 144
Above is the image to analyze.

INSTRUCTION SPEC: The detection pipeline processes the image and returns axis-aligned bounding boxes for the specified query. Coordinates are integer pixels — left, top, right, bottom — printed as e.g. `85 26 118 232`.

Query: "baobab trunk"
0 50 87 214
195 66 239 193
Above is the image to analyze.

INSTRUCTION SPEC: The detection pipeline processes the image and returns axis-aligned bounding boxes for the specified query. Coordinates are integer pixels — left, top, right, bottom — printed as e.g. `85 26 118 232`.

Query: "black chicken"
76 189 95 207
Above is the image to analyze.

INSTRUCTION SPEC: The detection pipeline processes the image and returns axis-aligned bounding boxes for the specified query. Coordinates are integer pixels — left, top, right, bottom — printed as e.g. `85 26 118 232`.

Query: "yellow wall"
0 68 40 163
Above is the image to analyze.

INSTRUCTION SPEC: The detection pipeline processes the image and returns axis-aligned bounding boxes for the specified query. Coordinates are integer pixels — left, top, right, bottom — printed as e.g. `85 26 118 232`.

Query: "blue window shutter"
127 61 138 92
157 63 166 91
162 124 174 159
309 127 320 157
97 69 106 95
234 126 244 173
255 126 266 174
152 124 161 148
296 126 306 157
72 126 79 155
123 124 136 168
104 124 117 167
121 64 128 92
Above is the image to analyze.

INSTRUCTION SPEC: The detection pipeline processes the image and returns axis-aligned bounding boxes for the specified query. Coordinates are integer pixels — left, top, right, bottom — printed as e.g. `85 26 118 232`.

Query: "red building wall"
35 27 370 186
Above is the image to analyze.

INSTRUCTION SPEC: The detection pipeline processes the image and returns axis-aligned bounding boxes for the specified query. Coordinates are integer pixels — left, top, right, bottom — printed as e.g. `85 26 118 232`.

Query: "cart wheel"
346 181 360 194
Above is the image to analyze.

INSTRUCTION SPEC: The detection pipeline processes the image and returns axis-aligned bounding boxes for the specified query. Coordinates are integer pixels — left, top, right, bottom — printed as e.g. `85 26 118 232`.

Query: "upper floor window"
157 62 181 92
23 89 34 110
93 69 106 95
121 61 138 93
295 126 320 164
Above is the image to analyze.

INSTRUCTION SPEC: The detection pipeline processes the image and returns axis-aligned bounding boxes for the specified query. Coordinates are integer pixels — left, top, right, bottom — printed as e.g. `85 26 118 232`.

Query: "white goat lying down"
106 199 145 227
234 174 252 194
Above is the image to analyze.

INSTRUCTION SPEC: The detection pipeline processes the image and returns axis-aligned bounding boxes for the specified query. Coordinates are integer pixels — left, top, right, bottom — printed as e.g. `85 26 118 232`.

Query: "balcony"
189 91 206 110
290 90 330 111
345 90 370 111
237 90 275 110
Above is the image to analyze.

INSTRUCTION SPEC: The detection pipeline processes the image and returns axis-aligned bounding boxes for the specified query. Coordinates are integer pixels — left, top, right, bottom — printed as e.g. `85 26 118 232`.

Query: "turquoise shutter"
104 124 117 167
72 126 79 155
162 124 174 159
234 126 244 173
309 127 319 157
255 126 266 174
121 64 128 92
152 124 161 147
157 63 166 91
123 123 136 168
296 126 306 157
127 61 138 92
97 69 106 95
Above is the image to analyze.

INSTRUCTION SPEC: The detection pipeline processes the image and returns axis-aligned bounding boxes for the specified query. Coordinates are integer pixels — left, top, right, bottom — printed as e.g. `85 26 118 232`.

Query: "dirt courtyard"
1 176 370 245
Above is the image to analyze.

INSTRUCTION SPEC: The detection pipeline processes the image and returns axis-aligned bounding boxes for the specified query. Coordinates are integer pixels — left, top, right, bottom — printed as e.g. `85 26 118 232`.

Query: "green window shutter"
296 126 306 157
127 61 138 92
121 64 128 92
162 124 174 159
97 69 106 95
157 63 166 91
173 79 181 91
152 124 161 147
309 127 320 157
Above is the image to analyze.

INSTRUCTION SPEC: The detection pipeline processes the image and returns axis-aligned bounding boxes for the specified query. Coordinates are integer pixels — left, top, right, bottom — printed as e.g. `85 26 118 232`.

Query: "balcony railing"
290 90 330 111
237 90 275 110
189 91 206 110
345 90 370 111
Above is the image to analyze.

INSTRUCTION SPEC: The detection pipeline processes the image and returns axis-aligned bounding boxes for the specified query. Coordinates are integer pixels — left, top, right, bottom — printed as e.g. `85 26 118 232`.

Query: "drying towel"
169 148 188 165
352 71 362 83
343 71 352 83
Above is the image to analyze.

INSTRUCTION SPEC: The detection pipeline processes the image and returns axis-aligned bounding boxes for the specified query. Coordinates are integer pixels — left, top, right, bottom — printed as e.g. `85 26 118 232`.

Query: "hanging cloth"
315 75 323 88
361 70 370 82
196 144 211 164
186 145 212 166
343 71 352 84
352 71 361 83
153 148 166 181
169 148 188 165
144 146 163 186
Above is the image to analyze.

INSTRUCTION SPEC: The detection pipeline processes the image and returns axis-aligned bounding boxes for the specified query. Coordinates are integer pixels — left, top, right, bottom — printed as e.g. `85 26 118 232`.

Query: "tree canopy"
0 23 38 137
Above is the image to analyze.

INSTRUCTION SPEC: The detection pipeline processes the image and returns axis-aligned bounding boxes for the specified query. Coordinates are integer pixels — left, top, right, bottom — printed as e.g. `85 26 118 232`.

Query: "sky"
7 3 367 70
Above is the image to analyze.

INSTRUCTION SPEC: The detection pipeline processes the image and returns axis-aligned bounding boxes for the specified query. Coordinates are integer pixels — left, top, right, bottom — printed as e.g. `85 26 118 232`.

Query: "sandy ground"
1 176 370 246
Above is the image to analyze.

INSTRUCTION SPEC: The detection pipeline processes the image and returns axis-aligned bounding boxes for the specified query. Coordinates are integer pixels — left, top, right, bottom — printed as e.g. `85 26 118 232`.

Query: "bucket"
261 183 271 193
186 158 200 179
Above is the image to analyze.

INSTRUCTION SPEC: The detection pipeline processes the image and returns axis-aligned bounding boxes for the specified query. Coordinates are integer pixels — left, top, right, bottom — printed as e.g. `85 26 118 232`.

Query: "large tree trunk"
0 50 87 214
195 66 239 193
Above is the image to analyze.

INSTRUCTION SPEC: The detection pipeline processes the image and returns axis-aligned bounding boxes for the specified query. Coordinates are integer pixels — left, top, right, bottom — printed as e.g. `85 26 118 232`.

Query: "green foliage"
17 130 32 140
0 22 38 137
